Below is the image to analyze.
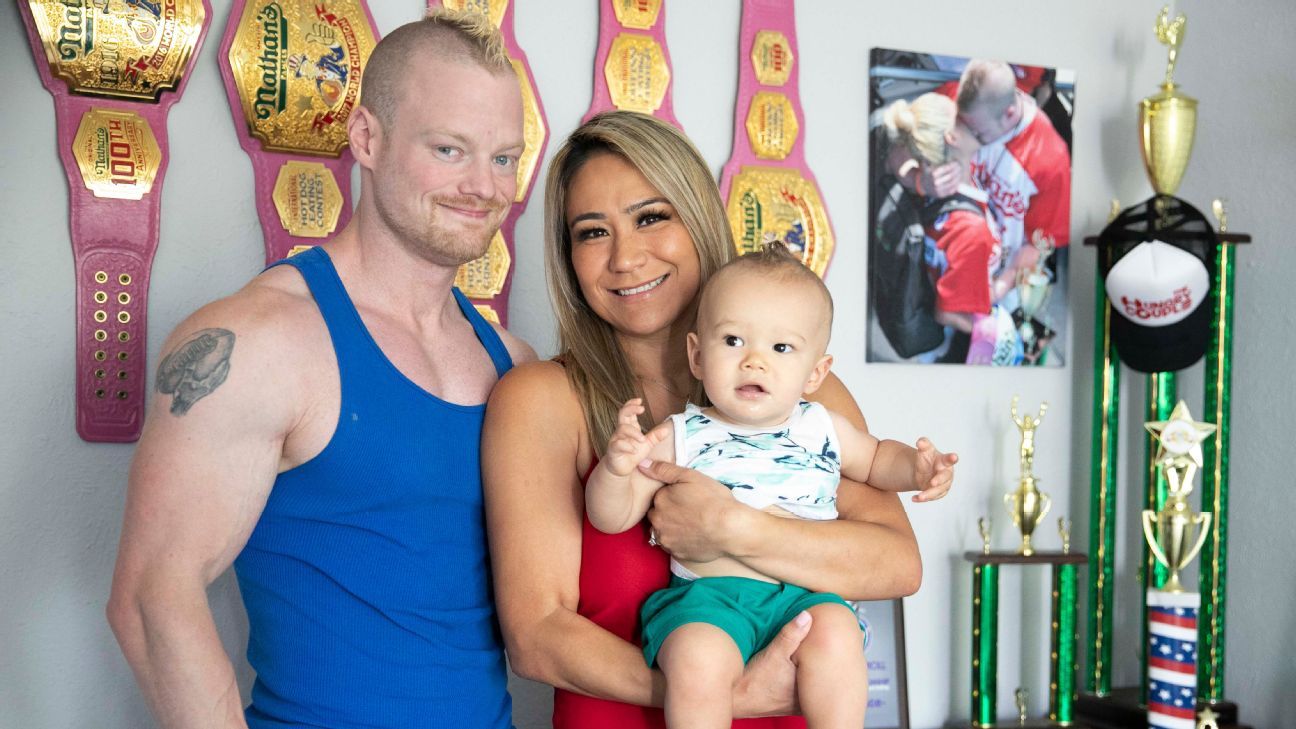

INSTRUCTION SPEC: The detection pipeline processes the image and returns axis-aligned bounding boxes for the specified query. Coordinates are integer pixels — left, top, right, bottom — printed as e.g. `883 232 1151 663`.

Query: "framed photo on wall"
856 599 909 729
866 48 1075 366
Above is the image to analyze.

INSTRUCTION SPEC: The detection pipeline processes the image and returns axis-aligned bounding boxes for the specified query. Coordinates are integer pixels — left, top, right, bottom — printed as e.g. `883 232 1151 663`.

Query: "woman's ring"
648 529 659 547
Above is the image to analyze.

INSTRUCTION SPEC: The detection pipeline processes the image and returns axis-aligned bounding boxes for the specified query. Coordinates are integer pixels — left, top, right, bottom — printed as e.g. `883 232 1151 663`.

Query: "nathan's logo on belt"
733 184 807 254
736 189 762 250
29 0 206 100
252 3 289 119
229 0 376 156
726 167 832 276
53 0 93 61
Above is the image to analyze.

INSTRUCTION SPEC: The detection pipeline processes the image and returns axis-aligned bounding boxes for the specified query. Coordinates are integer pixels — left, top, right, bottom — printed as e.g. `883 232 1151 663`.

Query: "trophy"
1082 8 1253 726
1015 232 1057 362
1006 396 1051 556
1139 402 1216 727
1142 401 1216 592
1139 5 1196 195
959 395 1085 727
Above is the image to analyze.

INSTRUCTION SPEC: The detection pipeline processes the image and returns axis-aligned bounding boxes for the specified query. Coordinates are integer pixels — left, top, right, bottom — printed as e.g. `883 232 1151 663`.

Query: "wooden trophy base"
1075 688 1252 729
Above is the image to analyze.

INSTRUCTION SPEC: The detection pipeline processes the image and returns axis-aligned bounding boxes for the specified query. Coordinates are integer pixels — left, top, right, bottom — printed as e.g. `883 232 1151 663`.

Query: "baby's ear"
686 332 704 381
802 354 833 395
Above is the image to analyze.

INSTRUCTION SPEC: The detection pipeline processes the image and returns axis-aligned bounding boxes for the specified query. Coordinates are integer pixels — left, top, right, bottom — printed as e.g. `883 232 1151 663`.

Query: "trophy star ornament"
1146 400 1217 469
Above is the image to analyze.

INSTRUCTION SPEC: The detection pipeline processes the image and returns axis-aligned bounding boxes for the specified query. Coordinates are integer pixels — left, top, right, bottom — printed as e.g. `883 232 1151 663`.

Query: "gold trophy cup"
1006 396 1051 555
1139 6 1197 195
1142 497 1211 593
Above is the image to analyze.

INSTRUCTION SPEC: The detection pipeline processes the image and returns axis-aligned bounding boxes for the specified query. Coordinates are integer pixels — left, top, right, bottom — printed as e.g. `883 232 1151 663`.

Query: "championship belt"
584 0 677 126
219 0 379 266
436 0 549 326
19 0 212 442
719 0 834 277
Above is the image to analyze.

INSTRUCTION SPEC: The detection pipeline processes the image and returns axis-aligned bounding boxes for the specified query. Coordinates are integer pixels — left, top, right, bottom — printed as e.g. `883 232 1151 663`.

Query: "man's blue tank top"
234 247 514 728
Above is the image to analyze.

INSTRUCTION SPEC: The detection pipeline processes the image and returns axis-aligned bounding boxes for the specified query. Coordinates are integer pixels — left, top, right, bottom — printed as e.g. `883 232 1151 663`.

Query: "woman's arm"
483 362 663 704
483 361 809 716
641 372 922 601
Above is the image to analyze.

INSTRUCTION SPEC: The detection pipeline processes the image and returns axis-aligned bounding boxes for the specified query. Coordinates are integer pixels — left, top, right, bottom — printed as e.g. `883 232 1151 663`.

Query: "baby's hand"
912 437 958 502
604 399 666 477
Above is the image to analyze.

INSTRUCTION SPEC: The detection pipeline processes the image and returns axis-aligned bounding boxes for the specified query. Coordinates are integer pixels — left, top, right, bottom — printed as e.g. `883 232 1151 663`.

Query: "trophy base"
948 716 1078 721
1075 688 1251 729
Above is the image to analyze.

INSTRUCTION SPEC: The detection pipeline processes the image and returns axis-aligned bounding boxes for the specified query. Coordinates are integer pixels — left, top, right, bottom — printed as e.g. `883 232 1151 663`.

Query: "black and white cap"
1097 197 1218 373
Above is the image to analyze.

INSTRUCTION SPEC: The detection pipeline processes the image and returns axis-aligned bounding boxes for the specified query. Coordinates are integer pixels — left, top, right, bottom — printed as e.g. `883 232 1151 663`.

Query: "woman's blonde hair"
544 111 733 451
882 92 956 167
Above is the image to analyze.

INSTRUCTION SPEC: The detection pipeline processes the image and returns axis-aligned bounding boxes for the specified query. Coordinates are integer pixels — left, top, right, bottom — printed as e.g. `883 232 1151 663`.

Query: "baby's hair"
702 238 835 344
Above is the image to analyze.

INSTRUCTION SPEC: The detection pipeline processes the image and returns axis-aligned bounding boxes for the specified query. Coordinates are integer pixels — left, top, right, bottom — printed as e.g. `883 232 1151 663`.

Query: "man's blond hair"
361 8 512 128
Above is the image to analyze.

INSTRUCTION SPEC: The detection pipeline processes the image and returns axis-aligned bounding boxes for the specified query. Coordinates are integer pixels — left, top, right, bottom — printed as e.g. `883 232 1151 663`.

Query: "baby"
586 242 957 729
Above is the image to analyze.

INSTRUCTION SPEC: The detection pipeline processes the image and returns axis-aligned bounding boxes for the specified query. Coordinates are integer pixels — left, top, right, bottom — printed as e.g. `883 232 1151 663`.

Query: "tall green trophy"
1078 6 1252 729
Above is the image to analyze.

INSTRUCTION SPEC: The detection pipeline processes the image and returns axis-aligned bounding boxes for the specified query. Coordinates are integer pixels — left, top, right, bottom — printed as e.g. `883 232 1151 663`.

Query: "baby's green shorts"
639 574 855 667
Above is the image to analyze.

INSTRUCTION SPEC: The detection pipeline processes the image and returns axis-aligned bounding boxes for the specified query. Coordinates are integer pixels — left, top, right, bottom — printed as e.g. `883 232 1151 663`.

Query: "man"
107 11 535 728
957 58 1071 269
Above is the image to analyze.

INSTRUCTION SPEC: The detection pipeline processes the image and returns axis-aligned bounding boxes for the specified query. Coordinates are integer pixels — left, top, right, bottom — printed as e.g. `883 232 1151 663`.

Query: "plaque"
750 30 793 87
604 33 671 114
272 160 344 238
72 109 163 201
611 0 661 30
744 91 799 161
454 232 511 300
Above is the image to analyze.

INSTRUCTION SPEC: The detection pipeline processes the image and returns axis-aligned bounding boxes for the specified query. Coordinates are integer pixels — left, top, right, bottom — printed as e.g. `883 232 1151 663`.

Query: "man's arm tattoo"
155 328 236 416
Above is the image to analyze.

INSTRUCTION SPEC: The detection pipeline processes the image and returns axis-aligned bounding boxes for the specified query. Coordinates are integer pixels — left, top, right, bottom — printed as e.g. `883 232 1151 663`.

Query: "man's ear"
349 105 381 169
686 332 704 381
1002 95 1022 127
802 354 834 396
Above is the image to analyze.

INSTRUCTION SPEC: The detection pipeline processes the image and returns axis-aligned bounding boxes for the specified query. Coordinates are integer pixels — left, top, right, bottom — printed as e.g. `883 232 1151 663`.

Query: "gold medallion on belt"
72 108 163 200
441 0 507 29
27 0 207 101
612 0 661 30
605 33 670 114
726 166 833 277
272 161 343 238
745 92 798 161
454 231 511 300
751 30 793 88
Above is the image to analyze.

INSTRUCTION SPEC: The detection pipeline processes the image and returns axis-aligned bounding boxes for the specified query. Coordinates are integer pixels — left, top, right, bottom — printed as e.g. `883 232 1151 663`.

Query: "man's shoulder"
163 265 326 374
487 321 538 369
213 264 318 330
492 358 571 400
1008 108 1070 166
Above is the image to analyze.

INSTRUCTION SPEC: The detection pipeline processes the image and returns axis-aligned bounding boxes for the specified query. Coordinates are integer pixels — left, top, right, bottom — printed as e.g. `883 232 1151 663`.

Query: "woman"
882 93 1036 365
482 111 921 728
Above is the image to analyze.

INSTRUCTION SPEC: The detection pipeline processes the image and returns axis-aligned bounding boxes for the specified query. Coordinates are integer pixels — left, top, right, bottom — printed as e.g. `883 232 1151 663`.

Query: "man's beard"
378 191 507 266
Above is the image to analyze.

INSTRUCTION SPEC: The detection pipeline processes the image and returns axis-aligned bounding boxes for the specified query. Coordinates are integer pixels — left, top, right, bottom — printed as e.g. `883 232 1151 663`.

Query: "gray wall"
1 1 1291 727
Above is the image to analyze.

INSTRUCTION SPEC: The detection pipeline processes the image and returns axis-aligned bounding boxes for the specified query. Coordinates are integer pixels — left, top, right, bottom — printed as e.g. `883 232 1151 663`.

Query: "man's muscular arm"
108 285 304 729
